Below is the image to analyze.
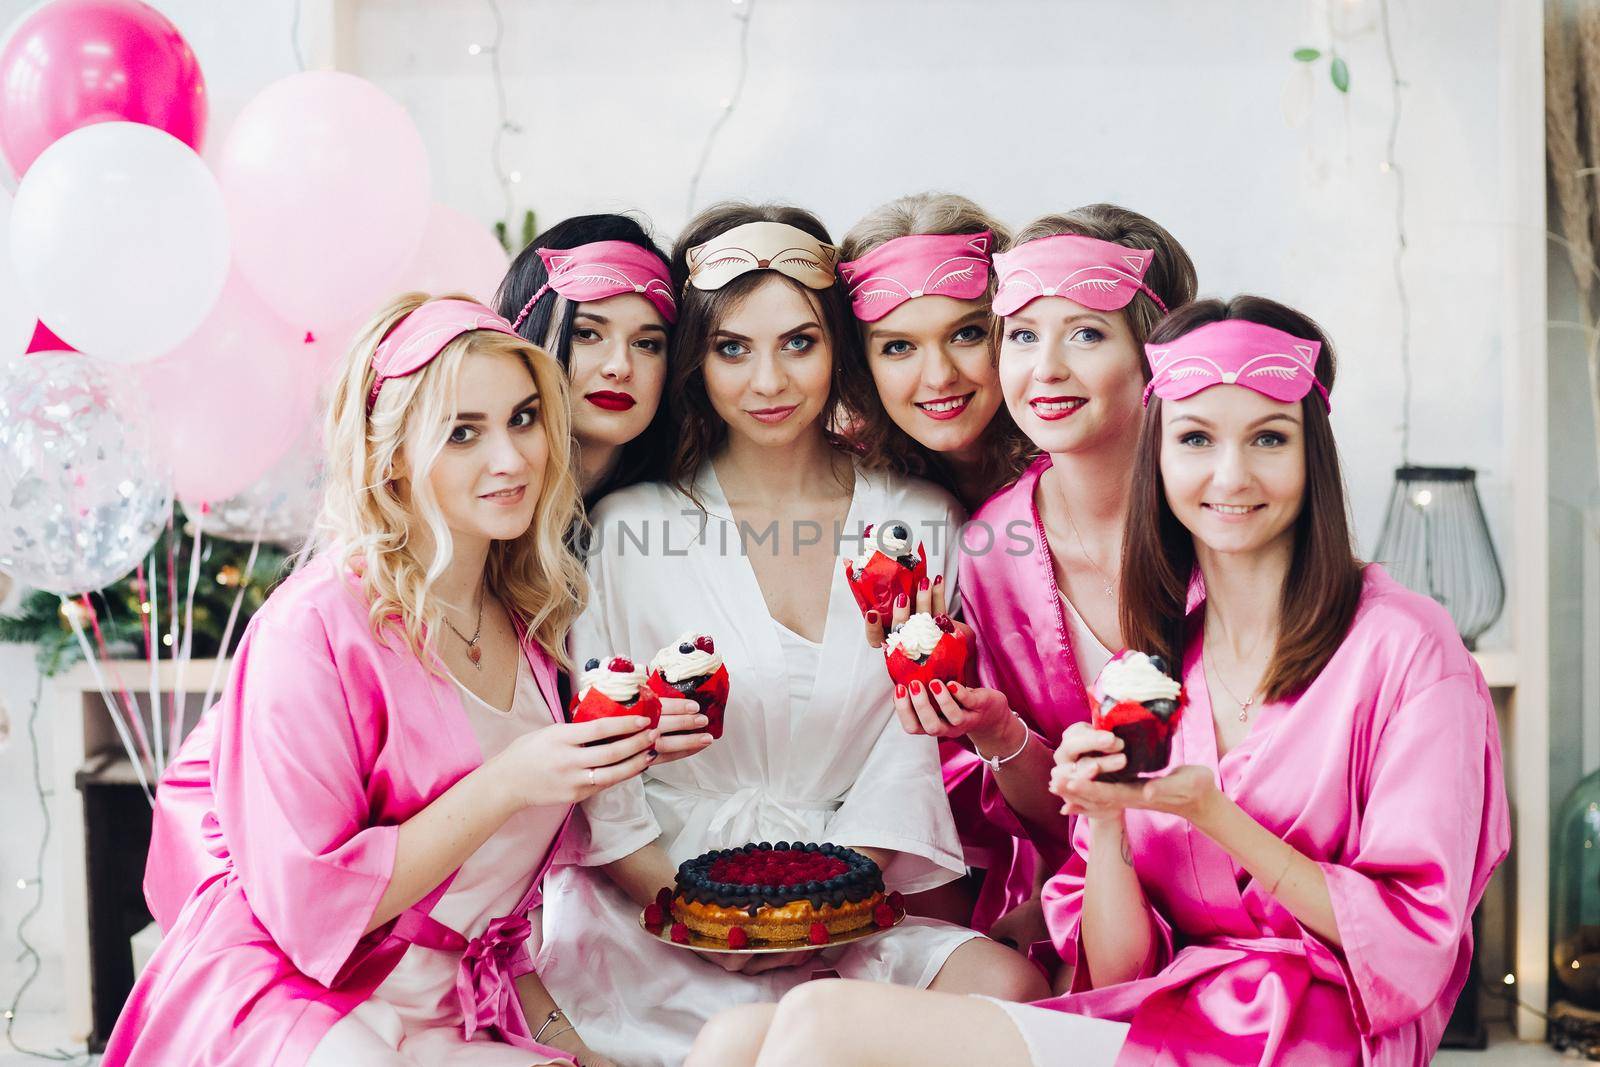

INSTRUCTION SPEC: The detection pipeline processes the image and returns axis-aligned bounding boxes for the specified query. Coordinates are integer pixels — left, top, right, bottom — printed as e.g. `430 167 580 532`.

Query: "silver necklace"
1206 638 1266 723
442 585 486 669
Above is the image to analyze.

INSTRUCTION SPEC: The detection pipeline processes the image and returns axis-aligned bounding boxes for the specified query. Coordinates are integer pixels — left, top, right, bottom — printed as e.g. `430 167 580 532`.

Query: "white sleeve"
826 712 966 894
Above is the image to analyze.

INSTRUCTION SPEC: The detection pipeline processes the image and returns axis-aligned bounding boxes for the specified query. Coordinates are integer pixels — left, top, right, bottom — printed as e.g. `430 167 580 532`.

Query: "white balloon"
9 122 229 365
0 187 34 361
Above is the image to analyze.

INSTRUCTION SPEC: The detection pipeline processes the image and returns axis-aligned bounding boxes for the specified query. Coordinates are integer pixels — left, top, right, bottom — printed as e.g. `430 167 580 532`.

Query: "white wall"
0 0 1531 1025
355 0 1514 635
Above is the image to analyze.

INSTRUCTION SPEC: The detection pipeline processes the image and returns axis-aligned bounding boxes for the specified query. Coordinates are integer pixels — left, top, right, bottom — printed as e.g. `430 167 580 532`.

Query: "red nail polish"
896 684 906 699
930 680 944 694
918 577 930 591
866 610 879 624
934 574 944 585
896 593 908 608
910 681 922 695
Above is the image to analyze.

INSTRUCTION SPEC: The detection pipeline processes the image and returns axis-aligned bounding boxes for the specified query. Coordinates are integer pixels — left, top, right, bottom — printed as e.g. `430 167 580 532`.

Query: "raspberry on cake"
666 842 892 945
1090 650 1184 782
883 612 969 688
646 632 732 739
844 522 928 619
569 655 662 731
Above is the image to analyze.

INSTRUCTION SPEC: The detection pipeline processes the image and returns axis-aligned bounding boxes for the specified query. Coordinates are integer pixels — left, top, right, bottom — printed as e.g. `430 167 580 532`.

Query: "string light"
1378 0 1412 462
4 675 87 1061
686 0 759 218
482 0 522 239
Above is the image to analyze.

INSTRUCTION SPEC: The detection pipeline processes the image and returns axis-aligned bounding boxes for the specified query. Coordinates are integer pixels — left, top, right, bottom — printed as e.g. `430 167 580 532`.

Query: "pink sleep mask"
991 234 1166 317
511 241 677 332
1143 319 1329 410
368 298 519 410
838 231 993 322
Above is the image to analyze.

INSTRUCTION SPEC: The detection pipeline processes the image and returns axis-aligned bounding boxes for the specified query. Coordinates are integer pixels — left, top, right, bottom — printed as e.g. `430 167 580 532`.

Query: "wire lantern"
1371 466 1505 649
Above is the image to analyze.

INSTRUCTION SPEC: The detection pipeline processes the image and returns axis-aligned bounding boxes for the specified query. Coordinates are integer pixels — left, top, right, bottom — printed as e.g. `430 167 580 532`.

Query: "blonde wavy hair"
311 291 587 669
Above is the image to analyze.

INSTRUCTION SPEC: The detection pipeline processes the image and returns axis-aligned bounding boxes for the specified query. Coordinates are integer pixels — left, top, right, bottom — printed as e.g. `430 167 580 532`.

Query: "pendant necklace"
443 584 486 669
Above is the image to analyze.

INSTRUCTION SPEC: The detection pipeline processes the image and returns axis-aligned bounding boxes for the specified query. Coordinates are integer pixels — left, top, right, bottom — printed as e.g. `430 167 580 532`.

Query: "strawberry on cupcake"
646 632 731 739
883 612 969 689
570 655 661 731
1090 651 1184 782
844 522 928 619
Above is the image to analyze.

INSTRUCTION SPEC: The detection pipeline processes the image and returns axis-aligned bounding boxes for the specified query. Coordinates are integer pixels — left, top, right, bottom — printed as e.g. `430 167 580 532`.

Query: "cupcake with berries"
844 521 927 619
1090 650 1184 782
882 612 969 689
646 632 732 739
570 654 661 732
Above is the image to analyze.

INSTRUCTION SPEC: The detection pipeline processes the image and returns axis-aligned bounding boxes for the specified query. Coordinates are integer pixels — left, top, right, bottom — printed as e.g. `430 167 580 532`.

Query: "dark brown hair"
1118 295 1364 701
1013 203 1199 359
666 202 865 501
838 192 1033 507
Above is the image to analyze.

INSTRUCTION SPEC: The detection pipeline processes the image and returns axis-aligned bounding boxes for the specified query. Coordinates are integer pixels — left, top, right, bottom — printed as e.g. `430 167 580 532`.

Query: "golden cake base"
638 907 905 955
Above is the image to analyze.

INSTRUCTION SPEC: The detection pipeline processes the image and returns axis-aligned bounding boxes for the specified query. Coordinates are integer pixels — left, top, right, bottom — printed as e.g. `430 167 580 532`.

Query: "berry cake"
651 842 900 946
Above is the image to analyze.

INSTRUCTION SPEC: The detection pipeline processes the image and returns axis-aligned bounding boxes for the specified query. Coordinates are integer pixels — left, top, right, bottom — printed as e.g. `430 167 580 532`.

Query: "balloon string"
65 602 154 806
139 556 163 775
201 533 261 715
164 512 180 767
171 506 206 750
79 592 154 767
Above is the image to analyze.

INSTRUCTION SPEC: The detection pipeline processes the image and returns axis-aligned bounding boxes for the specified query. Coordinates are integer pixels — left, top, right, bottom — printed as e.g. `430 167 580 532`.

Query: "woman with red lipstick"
496 214 677 507
837 192 1033 512
881 204 1198 977
535 203 1046 1067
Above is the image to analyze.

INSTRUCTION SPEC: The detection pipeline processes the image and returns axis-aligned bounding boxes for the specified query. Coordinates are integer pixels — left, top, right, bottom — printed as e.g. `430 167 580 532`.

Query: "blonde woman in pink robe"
685 294 1509 1066
104 295 698 1067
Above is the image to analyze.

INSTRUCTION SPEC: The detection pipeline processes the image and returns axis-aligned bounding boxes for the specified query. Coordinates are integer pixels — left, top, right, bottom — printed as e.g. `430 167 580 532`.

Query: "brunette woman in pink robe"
104 295 697 1067
862 206 1198 962
685 295 1508 1066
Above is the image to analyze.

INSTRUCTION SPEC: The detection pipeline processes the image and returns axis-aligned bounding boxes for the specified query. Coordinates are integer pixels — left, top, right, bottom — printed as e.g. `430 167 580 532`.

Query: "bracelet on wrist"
533 1008 568 1044
976 712 1029 773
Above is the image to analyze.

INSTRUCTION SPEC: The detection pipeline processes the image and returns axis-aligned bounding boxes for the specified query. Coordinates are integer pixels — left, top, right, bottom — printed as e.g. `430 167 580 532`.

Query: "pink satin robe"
1037 566 1510 1065
104 557 574 1067
953 455 1095 942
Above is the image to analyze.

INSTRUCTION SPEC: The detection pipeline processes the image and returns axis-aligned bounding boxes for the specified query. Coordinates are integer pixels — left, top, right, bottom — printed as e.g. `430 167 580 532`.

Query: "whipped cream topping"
579 658 646 703
884 612 943 661
650 632 723 684
1095 651 1181 704
851 522 915 571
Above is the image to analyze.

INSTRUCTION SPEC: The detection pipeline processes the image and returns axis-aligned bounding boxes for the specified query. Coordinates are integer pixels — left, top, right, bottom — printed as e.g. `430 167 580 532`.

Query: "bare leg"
685 1004 779 1067
928 936 1051 1001
749 980 1032 1067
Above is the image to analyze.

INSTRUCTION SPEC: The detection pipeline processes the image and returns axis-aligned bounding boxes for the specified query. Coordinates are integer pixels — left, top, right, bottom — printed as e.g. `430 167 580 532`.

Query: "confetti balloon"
0 352 171 594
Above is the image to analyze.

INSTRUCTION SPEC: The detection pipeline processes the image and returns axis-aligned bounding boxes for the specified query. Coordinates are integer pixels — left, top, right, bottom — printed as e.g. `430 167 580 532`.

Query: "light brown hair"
1118 295 1363 701
839 192 1033 505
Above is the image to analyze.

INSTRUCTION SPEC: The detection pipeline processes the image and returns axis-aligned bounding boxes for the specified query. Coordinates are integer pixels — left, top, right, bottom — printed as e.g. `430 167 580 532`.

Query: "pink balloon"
0 0 206 179
396 204 511 305
136 272 318 505
218 71 430 335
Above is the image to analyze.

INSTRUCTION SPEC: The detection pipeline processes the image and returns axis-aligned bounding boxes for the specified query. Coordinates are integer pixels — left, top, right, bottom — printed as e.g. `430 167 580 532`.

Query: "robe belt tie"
392 908 559 1053
653 781 841 847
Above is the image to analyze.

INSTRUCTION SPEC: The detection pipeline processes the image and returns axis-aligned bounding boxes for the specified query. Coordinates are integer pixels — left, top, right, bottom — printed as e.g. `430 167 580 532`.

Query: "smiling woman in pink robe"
682 294 1509 1067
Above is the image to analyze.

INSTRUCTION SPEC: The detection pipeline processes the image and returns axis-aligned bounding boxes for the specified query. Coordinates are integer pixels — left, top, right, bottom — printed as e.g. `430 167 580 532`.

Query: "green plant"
495 208 539 255
1293 46 1351 94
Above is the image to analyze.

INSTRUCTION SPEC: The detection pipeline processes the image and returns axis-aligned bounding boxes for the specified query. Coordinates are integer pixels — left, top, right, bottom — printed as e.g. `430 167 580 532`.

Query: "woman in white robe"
536 204 1046 1067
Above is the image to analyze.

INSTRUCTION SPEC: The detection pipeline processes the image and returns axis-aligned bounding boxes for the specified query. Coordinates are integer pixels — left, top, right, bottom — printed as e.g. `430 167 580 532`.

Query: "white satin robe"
537 462 979 1067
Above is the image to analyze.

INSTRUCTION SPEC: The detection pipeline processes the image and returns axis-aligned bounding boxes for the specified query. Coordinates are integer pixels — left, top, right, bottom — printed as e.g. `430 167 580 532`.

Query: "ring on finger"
587 767 596 787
